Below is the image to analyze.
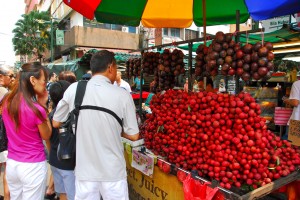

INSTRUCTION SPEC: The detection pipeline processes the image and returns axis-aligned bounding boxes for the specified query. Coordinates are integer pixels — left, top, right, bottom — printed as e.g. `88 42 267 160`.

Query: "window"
128 26 136 33
163 28 168 36
185 29 199 40
170 28 180 37
111 24 122 31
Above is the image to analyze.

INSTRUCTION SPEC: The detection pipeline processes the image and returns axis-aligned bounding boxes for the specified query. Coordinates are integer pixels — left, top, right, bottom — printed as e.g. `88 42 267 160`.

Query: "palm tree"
12 10 51 63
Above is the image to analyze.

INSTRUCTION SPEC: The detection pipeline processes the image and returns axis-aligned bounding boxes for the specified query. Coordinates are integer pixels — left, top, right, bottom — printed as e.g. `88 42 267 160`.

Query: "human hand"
37 90 49 108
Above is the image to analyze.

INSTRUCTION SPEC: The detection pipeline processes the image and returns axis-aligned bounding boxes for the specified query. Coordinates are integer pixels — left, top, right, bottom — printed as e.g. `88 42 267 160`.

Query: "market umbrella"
63 0 300 28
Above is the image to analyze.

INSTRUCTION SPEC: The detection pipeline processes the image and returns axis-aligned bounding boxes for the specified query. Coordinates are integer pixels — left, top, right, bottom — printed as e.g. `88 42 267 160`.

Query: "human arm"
52 85 75 128
284 82 300 107
122 93 140 141
52 120 62 129
45 139 51 153
284 99 299 107
122 132 139 141
38 117 52 140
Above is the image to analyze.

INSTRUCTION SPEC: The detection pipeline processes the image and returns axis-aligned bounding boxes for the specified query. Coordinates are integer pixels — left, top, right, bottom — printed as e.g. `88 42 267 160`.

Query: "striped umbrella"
63 0 300 28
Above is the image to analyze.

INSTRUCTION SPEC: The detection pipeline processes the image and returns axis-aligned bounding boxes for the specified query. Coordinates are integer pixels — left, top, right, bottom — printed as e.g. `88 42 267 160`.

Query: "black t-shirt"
49 109 75 170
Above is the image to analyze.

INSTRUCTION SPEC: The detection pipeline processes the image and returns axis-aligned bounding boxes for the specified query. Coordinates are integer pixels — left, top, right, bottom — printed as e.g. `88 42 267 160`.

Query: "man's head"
116 71 122 82
49 72 57 82
0 65 15 87
90 50 117 83
49 80 71 107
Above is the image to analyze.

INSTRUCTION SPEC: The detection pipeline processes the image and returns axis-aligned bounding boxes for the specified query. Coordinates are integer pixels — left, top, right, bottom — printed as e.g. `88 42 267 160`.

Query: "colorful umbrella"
63 0 300 28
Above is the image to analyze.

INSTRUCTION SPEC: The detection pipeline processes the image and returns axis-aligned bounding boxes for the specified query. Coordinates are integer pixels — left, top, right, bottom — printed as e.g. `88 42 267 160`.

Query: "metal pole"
188 42 193 92
50 19 54 62
235 10 240 94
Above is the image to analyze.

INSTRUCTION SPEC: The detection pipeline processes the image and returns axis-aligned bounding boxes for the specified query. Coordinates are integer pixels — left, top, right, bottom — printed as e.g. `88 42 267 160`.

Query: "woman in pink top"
2 62 52 200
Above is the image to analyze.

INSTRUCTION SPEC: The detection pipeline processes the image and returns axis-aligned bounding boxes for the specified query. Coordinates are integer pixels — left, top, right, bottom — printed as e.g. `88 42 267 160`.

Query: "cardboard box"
288 120 300 146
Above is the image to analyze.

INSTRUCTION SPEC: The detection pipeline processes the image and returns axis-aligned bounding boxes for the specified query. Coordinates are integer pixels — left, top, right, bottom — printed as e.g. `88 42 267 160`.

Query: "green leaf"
240 184 249 191
249 185 255 191
157 126 160 133
188 105 191 112
276 157 280 166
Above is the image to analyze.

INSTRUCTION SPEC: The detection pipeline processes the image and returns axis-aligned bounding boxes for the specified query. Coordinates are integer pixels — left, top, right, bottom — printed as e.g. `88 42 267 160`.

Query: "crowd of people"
0 50 140 200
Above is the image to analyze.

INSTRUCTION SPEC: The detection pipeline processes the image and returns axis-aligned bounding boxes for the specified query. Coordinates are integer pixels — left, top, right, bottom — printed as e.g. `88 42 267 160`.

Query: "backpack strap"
72 81 123 134
79 105 123 127
73 81 88 135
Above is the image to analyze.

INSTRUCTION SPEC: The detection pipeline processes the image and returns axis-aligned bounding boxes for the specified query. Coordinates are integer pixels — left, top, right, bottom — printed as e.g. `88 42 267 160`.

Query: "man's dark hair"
49 72 56 78
90 50 116 74
49 80 71 107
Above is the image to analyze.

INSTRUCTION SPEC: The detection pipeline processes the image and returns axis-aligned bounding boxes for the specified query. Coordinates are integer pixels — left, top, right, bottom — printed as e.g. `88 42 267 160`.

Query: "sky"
0 0 25 66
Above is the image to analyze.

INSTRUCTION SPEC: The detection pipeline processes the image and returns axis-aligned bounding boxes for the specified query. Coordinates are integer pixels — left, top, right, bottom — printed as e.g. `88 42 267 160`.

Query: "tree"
12 10 51 63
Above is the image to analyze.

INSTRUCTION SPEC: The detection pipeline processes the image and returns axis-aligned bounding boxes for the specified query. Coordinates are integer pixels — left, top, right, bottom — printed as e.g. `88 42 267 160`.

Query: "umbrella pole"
188 42 193 93
235 10 240 94
202 0 207 46
139 50 144 118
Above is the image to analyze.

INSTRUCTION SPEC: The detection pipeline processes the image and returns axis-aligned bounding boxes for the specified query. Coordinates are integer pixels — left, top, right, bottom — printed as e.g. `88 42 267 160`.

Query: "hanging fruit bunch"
156 49 185 91
230 33 274 81
194 44 209 79
125 58 142 78
142 52 160 76
251 42 274 81
204 32 237 77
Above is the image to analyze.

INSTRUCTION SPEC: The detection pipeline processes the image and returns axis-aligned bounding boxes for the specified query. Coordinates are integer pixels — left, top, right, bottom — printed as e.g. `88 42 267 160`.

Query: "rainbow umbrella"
63 0 300 28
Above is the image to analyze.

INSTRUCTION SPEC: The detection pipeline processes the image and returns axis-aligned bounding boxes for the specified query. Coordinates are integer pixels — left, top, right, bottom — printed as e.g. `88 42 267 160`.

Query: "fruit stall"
122 28 300 200
62 1 300 199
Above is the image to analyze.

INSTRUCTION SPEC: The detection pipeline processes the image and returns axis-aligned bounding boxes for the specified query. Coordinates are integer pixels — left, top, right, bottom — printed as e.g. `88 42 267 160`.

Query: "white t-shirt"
53 75 139 181
114 79 132 93
288 80 300 124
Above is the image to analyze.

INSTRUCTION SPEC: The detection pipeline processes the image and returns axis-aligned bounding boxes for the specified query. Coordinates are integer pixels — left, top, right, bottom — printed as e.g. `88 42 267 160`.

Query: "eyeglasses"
5 74 15 79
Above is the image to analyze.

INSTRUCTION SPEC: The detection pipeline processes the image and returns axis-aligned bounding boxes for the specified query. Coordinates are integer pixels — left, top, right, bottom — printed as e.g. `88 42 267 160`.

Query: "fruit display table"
125 149 300 200
125 150 184 200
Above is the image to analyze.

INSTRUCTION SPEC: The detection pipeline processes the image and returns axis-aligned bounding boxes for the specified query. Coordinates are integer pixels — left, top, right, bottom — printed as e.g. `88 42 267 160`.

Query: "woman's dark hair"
4 62 48 129
90 50 116 74
49 80 70 107
58 71 77 83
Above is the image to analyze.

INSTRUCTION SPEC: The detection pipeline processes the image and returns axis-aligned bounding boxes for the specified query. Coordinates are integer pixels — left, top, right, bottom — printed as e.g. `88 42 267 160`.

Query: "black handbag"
0 114 8 153
0 96 8 153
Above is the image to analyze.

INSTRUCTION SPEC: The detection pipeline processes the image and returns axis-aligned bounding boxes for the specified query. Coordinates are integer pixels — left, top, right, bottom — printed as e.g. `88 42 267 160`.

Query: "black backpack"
57 80 123 163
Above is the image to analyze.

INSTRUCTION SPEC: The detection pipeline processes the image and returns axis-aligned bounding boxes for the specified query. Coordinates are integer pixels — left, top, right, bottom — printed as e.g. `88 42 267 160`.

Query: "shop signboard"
125 151 184 200
56 30 64 45
261 15 290 33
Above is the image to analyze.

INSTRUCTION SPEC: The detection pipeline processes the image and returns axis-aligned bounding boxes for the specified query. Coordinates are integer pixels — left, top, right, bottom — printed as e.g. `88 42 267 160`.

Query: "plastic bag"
183 174 219 200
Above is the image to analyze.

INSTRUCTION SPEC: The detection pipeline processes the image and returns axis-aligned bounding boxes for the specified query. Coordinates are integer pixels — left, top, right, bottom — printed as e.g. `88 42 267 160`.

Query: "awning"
78 49 141 66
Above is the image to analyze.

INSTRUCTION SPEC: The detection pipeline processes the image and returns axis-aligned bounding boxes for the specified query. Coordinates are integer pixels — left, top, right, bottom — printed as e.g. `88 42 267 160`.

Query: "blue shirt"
134 77 144 91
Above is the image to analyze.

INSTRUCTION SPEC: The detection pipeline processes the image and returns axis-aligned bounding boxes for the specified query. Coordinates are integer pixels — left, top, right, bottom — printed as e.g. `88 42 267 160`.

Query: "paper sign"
288 120 300 146
131 148 154 176
56 30 64 45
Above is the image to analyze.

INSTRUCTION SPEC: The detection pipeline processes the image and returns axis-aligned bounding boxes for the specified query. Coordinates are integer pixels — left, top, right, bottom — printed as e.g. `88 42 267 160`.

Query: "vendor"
283 80 300 139
142 83 155 113
132 75 144 92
